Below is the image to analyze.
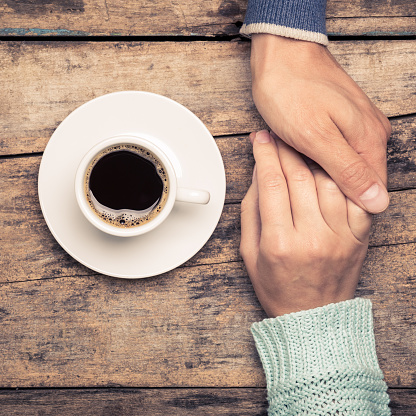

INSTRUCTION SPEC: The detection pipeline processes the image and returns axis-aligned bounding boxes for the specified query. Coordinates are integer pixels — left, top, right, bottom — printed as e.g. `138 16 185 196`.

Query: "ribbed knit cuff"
251 298 390 415
240 0 328 46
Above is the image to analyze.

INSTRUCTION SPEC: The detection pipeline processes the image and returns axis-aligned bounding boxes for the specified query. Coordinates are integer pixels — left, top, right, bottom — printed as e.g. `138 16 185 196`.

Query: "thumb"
313 141 389 214
346 199 372 243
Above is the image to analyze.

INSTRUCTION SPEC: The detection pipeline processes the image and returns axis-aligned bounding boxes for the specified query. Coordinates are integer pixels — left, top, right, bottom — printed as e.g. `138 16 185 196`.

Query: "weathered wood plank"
0 243 415 388
219 117 416 198
1 41 415 154
326 0 416 19
0 263 266 388
362 244 416 388
389 389 416 415
0 388 414 415
1 136 416 283
0 389 269 416
327 17 416 37
3 115 416 192
2 115 416 193
0 0 414 37
0 0 245 37
387 116 416 191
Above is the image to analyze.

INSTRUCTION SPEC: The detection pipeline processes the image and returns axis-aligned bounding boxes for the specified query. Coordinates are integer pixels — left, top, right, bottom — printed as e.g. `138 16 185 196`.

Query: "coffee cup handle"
176 187 210 205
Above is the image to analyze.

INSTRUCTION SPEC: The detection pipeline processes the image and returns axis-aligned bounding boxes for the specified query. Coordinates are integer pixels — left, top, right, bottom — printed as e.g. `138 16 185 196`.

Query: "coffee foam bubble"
84 144 169 228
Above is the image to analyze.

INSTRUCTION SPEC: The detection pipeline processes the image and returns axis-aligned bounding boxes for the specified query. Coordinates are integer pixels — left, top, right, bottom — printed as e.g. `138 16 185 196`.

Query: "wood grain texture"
0 388 414 415
1 40 415 155
327 0 416 18
0 388 268 416
1 1 415 412
0 0 414 37
387 116 416 191
0 242 415 388
3 115 416 190
389 389 416 415
2 115 416 194
1 134 416 283
0 263 266 388
327 17 416 37
360 244 416 388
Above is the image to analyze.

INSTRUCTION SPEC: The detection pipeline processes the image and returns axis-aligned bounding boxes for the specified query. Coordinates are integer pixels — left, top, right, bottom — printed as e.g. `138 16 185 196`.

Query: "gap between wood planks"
1 110 416 161
0 236 414 286
0 33 416 43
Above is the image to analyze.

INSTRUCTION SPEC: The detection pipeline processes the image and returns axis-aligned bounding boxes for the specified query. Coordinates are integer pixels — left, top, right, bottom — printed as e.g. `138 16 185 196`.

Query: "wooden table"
1 1 415 414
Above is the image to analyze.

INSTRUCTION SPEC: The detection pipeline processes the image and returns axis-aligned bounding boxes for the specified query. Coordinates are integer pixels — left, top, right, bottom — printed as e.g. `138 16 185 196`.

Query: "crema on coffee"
84 144 169 228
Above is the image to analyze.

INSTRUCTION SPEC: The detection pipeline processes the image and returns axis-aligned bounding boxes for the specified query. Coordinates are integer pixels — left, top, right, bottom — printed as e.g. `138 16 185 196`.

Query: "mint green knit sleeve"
251 298 390 415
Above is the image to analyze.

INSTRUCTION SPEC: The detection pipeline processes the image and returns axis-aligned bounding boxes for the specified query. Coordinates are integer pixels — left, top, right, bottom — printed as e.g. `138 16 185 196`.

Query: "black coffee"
84 144 169 228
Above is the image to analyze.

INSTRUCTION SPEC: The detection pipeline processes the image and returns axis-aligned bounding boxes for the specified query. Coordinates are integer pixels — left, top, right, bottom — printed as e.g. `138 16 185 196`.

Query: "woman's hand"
240 130 372 317
251 34 391 214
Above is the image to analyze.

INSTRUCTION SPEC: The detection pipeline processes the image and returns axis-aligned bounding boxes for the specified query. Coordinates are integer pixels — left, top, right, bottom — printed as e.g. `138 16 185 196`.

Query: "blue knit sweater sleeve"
251 298 391 415
240 0 328 45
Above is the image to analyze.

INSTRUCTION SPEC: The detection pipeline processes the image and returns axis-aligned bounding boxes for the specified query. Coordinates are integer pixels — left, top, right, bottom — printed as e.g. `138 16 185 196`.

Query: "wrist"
251 34 326 74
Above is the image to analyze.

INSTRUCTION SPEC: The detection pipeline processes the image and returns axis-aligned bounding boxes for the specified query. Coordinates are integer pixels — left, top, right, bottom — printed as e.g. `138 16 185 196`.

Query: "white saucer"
38 91 226 278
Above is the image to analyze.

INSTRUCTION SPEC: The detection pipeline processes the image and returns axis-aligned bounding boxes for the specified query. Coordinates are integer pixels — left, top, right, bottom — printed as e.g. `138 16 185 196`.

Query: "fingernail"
359 183 389 213
255 130 270 143
249 132 256 144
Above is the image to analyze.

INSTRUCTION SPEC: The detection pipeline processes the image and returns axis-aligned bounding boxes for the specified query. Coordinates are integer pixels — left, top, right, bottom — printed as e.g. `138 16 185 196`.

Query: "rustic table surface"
1 1 416 414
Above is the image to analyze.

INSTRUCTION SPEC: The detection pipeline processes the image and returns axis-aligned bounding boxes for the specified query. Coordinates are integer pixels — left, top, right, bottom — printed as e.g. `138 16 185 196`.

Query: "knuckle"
305 237 325 257
300 119 339 146
372 146 387 166
240 195 251 214
240 239 256 263
291 167 313 183
261 236 292 262
298 126 315 144
261 171 287 193
373 121 390 145
364 118 390 147
239 244 257 270
339 160 371 191
385 119 392 140
255 144 274 160
320 177 339 192
374 113 392 142
239 243 248 260
260 237 283 261
304 236 334 264
260 244 277 261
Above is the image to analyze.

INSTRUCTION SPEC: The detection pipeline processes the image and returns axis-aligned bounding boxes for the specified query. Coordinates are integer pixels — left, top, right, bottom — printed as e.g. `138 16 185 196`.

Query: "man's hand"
240 130 371 317
251 34 391 214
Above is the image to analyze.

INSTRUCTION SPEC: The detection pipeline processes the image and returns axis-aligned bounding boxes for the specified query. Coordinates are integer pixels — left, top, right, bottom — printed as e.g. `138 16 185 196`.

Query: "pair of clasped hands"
240 35 391 317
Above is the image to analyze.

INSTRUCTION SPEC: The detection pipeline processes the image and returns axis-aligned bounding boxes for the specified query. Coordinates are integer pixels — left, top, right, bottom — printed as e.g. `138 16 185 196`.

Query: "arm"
241 0 391 214
240 130 391 415
251 299 390 415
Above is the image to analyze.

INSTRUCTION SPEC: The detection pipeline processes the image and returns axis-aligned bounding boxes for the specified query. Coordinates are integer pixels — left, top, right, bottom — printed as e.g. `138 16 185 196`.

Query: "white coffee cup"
75 135 210 237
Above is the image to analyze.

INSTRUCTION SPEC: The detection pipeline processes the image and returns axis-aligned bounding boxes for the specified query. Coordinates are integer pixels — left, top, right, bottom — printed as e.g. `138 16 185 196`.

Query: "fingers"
334 102 390 188
306 135 389 215
272 134 324 230
296 154 371 243
309 163 372 243
323 100 390 212
346 199 372 243
240 166 261 262
310 167 349 235
248 130 372 249
252 130 293 236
